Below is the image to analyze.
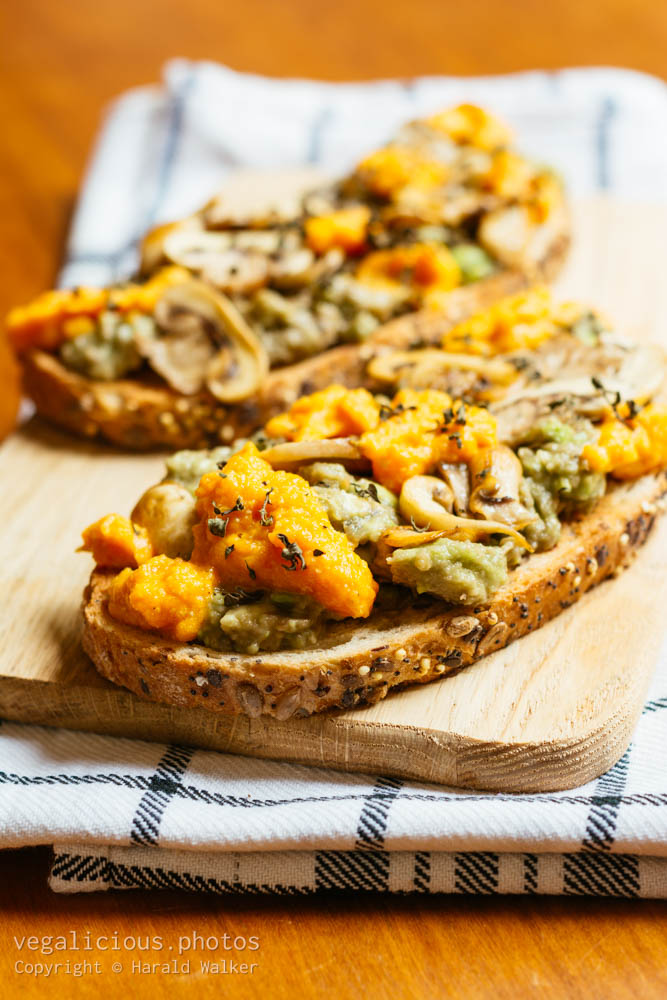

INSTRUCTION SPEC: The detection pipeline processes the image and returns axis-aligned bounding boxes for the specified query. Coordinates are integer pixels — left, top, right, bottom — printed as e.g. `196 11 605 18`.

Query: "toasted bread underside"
22 221 568 450
82 468 665 721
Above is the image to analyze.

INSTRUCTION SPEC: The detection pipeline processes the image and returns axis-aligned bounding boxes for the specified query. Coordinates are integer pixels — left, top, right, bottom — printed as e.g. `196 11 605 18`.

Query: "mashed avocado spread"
518 417 605 510
389 538 508 605
198 589 327 655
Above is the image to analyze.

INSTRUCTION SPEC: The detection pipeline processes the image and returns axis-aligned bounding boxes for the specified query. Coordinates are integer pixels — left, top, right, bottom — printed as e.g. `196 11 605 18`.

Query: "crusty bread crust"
82 467 665 720
21 218 569 450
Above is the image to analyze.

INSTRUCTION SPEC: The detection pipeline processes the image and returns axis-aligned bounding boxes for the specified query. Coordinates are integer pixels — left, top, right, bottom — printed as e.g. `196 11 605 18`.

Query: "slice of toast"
22 234 568 450
82 466 665 721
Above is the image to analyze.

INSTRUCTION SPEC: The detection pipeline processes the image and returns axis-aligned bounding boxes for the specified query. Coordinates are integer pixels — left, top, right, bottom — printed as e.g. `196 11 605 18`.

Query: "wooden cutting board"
0 197 665 793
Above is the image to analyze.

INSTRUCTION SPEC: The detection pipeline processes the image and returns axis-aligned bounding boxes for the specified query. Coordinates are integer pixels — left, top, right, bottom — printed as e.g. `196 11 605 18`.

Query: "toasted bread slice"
23 235 568 450
82 466 665 721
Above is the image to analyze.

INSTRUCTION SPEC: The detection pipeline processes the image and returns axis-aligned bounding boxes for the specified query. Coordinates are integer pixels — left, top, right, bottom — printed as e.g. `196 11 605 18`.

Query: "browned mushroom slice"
488 338 666 444
142 279 268 402
201 169 318 229
468 446 536 528
367 348 517 391
140 216 203 274
492 342 666 429
269 248 345 291
437 461 470 515
261 438 364 469
136 294 217 396
387 186 499 228
398 474 532 549
380 526 452 548
477 203 566 275
161 230 270 294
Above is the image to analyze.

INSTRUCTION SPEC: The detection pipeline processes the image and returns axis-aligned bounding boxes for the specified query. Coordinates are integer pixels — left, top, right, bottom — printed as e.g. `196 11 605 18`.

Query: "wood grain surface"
2 1 667 997
1 200 666 794
1 846 666 1000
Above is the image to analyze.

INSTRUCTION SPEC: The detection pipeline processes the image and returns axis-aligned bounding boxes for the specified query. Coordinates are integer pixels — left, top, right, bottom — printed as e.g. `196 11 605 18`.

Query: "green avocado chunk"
517 417 606 511
60 310 149 381
198 590 326 655
164 446 234 494
299 462 399 546
450 244 495 284
520 477 562 551
389 537 508 606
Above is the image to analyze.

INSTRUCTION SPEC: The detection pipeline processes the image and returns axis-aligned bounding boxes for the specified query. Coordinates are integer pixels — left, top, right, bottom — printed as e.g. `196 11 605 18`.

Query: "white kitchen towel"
0 637 666 897
5 63 667 895
0 639 665 897
58 62 667 290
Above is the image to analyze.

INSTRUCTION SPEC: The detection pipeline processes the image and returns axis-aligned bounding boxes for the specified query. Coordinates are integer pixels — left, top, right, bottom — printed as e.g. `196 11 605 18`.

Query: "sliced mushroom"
468 446 536 528
201 172 313 229
614 342 666 403
233 230 285 254
131 482 197 559
161 230 270 294
140 279 268 402
398 474 532 549
139 216 203 275
495 343 665 414
387 186 497 228
367 348 517 390
136 299 218 396
491 342 666 441
269 248 317 290
270 247 345 291
437 461 470 515
490 398 546 448
478 204 561 274
380 526 453 548
261 437 363 468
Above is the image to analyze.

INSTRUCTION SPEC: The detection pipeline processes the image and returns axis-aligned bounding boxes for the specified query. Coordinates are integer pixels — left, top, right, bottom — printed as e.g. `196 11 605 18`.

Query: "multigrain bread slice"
22 236 568 450
82 466 665 721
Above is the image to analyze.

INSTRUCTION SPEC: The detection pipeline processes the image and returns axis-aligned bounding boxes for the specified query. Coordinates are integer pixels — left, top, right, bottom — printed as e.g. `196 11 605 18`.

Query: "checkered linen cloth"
1 659 666 896
4 63 667 895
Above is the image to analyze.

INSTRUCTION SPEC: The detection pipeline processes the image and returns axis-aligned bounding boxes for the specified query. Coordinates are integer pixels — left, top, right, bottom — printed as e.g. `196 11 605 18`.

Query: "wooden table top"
2 1 667 996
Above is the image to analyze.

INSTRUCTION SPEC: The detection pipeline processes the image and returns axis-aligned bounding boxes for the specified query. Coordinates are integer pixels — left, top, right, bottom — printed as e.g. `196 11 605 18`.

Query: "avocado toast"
79 289 667 718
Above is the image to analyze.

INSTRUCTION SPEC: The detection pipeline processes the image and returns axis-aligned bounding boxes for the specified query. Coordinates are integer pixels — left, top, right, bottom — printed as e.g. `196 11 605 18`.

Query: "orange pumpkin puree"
191 443 377 619
305 206 370 256
263 385 498 495
440 286 572 357
6 266 189 354
582 405 667 480
353 146 448 199
108 556 215 642
359 389 497 494
264 385 380 441
425 104 512 151
356 244 461 297
81 514 153 568
481 150 534 199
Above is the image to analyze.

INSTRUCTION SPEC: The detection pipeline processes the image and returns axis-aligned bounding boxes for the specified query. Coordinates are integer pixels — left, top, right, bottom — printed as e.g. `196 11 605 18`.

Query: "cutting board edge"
0 667 650 792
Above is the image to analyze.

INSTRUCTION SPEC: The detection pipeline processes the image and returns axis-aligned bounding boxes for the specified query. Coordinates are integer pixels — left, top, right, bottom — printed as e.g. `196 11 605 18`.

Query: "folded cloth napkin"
0 640 666 896
6 62 667 896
